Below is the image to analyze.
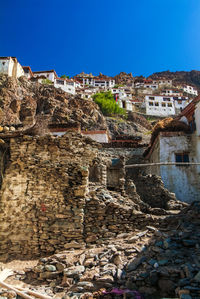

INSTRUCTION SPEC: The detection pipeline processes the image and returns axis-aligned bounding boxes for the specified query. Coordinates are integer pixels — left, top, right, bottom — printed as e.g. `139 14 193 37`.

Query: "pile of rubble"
1 202 196 299
124 201 200 298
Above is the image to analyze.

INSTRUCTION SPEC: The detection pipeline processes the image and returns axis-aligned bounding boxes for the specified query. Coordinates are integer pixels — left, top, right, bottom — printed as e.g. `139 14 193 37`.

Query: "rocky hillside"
0 75 151 141
149 70 200 89
114 72 135 85
0 74 106 131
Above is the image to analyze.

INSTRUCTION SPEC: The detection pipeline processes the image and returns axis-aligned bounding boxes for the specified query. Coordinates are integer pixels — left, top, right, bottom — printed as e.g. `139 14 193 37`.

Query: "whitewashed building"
82 77 115 88
145 98 200 202
0 57 24 78
152 78 173 87
23 66 33 79
145 95 176 116
54 78 76 95
161 89 182 97
145 95 190 116
81 130 109 143
173 97 192 111
183 85 198 96
143 82 158 90
117 90 133 112
32 70 58 82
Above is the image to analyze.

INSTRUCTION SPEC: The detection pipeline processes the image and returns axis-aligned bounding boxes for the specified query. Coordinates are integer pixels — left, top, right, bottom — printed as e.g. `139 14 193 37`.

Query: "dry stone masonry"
0 132 99 261
0 131 167 262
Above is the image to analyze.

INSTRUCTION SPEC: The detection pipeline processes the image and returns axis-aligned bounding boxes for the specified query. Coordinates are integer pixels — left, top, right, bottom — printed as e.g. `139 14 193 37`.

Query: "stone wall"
0 133 99 261
0 133 158 261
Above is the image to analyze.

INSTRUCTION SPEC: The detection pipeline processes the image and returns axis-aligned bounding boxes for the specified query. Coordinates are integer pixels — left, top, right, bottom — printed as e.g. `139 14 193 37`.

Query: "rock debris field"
0 201 199 299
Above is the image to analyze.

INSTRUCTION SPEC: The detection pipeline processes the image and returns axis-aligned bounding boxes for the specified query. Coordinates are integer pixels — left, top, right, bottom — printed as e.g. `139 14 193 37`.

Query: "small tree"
92 91 125 116
61 75 70 79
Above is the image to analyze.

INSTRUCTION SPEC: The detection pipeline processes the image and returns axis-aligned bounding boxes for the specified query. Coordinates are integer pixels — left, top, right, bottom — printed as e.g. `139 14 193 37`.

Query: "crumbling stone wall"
0 133 99 261
0 132 159 262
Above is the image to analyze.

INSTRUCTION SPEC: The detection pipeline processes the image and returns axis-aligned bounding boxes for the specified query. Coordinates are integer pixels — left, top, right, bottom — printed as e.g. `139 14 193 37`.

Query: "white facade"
145 95 176 116
146 100 200 203
161 89 182 96
147 132 200 203
23 66 33 79
54 78 75 95
118 99 133 111
0 57 24 78
33 70 57 82
82 77 115 88
174 97 191 111
111 88 120 94
143 83 158 89
114 90 133 112
152 79 173 87
183 85 198 96
195 101 200 136
74 81 81 88
81 131 109 143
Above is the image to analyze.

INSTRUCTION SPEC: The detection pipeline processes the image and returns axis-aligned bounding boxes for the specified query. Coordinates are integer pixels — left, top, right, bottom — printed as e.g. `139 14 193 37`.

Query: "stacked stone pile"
17 202 200 299
85 184 164 244
123 201 200 298
127 173 187 211
23 227 157 298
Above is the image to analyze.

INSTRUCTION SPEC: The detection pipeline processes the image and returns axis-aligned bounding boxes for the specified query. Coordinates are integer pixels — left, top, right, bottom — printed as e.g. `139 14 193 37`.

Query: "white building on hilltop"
117 90 133 111
183 85 198 96
81 77 115 88
145 95 191 117
0 57 24 78
32 70 58 82
54 78 75 95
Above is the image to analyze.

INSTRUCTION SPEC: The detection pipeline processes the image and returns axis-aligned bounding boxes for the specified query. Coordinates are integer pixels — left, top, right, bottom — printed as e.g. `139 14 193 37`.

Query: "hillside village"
0 56 200 299
0 56 198 117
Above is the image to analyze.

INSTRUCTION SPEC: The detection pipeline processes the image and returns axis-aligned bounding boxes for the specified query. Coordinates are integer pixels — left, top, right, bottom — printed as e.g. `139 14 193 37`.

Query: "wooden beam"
125 162 200 168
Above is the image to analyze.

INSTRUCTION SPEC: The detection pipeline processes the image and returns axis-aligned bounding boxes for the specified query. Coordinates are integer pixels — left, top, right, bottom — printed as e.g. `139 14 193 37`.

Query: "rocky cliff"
149 70 200 89
0 75 106 131
0 75 150 141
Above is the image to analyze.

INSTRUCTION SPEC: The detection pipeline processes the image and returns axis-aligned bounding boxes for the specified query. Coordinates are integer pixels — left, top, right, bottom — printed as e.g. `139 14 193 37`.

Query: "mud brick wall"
0 133 98 261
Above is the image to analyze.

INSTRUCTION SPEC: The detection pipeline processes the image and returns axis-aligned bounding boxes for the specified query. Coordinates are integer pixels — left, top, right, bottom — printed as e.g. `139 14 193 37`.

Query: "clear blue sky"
1 0 200 77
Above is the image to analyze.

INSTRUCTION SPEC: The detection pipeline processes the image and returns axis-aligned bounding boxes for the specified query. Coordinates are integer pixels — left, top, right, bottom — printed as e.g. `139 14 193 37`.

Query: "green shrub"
41 79 53 85
92 91 125 116
61 75 70 79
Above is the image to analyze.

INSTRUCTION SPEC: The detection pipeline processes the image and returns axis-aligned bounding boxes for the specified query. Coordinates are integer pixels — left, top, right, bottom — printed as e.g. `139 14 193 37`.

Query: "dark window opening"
175 153 189 166
122 101 126 109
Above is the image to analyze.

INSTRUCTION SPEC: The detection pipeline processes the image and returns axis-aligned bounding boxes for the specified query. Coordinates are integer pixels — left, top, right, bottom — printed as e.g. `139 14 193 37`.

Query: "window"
162 103 166 107
175 153 189 165
163 97 170 101
155 102 159 106
56 80 64 85
149 102 153 106
149 96 155 100
168 103 172 107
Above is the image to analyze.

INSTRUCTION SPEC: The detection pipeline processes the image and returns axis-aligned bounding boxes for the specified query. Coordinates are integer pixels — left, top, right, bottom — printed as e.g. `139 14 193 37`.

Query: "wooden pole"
17 287 52 299
0 281 33 299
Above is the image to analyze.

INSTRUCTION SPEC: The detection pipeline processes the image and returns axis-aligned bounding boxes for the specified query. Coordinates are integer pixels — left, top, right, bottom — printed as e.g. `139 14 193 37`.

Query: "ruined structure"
0 132 153 261
0 133 99 261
